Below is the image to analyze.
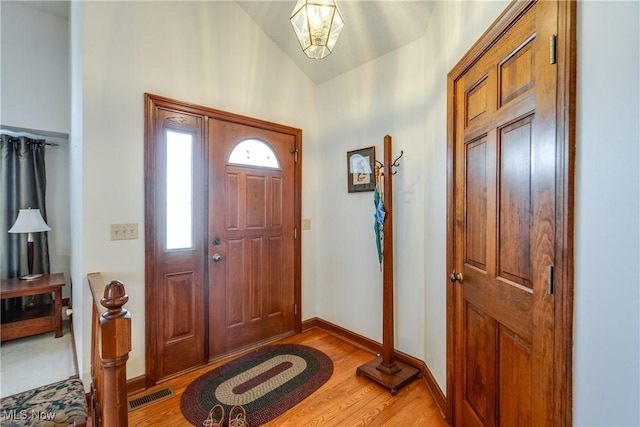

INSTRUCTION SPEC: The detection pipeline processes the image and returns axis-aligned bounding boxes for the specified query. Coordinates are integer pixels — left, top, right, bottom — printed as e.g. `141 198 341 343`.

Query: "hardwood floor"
127 328 448 426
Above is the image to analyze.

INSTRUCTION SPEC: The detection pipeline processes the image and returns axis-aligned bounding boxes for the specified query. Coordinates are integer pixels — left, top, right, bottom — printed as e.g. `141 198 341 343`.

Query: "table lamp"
8 208 51 280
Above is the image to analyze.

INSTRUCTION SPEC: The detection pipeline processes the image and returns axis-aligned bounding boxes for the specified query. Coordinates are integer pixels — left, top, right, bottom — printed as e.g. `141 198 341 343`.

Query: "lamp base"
19 273 43 281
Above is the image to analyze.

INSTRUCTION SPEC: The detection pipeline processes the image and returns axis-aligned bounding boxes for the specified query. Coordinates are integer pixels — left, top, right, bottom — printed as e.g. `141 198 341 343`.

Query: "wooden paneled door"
208 119 298 358
145 94 302 385
447 1 575 426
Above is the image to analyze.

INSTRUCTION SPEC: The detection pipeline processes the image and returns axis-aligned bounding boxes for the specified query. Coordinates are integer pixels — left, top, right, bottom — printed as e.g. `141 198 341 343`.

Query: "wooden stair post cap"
100 280 129 319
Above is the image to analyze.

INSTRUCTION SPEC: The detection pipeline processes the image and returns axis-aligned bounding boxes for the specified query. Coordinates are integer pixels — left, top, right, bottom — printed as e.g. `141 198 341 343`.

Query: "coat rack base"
356 356 420 395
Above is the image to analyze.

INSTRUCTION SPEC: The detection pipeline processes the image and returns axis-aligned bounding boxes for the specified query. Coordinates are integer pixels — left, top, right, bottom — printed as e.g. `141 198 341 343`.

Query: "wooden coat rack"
356 135 420 395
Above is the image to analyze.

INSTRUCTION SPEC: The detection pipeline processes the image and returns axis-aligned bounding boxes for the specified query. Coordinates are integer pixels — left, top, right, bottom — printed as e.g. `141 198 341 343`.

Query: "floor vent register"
128 386 175 411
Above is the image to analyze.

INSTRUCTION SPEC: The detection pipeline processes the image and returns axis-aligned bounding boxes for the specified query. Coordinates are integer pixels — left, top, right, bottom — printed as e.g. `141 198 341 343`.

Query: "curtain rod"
1 126 67 147
1 135 60 147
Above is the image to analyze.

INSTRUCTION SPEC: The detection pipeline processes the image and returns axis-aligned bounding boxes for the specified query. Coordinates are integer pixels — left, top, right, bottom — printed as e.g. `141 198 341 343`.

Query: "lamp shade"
290 0 344 59
8 208 51 233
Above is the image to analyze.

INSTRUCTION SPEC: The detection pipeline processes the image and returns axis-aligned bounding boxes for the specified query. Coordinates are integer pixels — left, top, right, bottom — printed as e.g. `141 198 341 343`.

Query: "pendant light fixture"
290 0 344 59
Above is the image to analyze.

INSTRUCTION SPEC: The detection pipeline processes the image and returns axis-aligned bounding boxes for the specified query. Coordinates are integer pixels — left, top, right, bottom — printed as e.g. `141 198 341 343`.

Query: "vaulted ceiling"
238 1 434 84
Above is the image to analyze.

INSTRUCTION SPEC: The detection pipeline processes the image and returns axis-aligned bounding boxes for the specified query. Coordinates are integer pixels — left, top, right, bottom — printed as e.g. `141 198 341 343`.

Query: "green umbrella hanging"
373 184 385 268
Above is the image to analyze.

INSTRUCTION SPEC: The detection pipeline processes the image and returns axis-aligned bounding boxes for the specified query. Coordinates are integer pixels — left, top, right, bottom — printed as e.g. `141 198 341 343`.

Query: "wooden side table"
0 273 65 342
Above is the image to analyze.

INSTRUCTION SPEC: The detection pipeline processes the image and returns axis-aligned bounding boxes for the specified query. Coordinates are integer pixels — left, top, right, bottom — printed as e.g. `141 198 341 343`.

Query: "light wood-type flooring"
127 328 448 426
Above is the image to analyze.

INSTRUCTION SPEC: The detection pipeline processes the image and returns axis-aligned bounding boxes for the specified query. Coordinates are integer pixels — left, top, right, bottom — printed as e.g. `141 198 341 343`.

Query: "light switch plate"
302 219 311 230
111 223 138 240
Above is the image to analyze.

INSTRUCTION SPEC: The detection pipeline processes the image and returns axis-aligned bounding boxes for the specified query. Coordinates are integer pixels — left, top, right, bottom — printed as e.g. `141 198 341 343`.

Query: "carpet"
0 320 75 398
181 344 333 426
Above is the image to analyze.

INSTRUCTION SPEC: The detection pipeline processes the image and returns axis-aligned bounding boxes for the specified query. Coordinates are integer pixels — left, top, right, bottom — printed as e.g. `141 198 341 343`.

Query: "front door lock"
212 253 222 262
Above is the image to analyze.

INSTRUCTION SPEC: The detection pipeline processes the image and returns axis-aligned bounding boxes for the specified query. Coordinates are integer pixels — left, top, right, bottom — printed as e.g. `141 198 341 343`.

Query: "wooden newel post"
356 135 420 395
100 280 131 427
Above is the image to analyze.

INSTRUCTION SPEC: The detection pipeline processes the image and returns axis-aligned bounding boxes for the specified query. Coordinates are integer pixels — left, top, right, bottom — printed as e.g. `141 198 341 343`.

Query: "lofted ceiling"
21 0 435 85
238 1 435 84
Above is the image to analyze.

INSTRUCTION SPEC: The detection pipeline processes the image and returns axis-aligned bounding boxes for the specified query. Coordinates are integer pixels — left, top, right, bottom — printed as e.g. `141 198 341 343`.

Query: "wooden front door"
208 119 298 358
145 94 302 384
447 1 575 426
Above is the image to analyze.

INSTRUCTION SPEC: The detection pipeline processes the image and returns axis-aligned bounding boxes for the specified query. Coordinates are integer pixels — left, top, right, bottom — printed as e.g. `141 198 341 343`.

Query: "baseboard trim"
312 318 382 354
127 375 147 396
420 360 447 420
309 317 447 418
301 317 318 331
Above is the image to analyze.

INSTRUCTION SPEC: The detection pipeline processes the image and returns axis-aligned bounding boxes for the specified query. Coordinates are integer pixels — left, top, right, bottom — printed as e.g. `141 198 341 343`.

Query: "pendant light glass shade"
290 0 344 59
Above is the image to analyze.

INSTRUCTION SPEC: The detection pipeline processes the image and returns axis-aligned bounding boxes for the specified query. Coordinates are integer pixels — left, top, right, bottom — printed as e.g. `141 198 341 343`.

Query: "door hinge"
550 35 557 64
291 148 298 163
294 304 297 315
294 227 297 240
547 265 554 295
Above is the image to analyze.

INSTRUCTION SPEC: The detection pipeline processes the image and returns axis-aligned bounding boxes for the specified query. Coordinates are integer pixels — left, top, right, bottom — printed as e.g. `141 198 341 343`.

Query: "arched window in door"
228 139 280 169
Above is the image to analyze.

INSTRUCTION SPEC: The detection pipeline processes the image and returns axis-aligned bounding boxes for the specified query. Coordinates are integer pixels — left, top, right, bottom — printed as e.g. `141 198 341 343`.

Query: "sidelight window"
165 129 193 250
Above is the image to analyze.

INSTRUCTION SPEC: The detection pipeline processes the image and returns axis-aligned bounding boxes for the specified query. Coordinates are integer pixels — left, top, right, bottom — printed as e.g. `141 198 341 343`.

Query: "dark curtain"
0 135 50 284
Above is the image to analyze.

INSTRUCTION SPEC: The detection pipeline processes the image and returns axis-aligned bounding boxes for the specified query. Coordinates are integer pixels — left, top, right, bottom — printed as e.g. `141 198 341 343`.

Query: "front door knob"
449 271 463 283
212 253 222 262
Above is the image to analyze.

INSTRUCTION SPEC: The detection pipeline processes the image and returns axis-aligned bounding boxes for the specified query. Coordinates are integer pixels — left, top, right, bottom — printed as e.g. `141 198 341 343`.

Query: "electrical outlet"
302 219 311 230
111 223 138 240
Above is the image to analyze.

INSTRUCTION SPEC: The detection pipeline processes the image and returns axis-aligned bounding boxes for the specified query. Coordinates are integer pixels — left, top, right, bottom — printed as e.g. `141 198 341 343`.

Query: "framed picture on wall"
347 146 376 193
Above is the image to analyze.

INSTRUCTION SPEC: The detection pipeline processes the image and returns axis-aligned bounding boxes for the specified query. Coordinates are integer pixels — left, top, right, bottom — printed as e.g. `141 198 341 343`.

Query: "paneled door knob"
212 254 222 262
449 271 463 283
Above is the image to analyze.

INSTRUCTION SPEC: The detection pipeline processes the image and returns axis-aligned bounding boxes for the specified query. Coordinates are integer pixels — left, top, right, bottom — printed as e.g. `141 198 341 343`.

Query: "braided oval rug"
181 344 333 426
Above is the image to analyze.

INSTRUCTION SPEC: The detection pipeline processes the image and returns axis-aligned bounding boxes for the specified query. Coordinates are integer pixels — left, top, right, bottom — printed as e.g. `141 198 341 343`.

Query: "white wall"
315 37 427 362
574 2 640 426
77 1 318 383
0 2 69 134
